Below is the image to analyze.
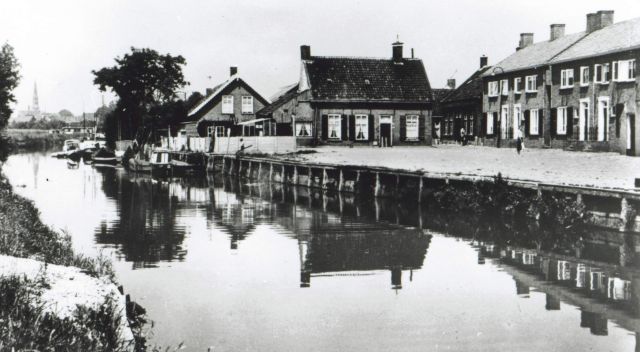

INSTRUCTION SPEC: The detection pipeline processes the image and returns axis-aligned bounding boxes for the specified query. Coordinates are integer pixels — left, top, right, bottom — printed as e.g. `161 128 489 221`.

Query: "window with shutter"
355 115 368 140
529 109 539 135
557 107 568 135
406 115 419 140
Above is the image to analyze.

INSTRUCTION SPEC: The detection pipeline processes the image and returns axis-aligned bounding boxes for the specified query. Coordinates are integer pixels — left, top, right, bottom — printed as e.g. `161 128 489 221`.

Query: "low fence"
214 136 296 155
161 136 296 155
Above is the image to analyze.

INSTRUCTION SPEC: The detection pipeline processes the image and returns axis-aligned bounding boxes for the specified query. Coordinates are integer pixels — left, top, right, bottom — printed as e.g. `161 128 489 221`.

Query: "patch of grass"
0 275 134 352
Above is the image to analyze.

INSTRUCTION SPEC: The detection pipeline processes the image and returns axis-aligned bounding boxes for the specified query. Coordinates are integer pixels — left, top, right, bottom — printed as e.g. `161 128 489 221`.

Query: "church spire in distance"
32 81 40 113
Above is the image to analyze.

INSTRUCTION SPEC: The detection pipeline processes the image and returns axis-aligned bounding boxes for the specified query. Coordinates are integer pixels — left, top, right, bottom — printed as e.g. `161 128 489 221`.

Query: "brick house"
430 86 453 142
548 12 640 156
270 42 433 147
482 10 640 156
440 56 492 143
181 67 270 138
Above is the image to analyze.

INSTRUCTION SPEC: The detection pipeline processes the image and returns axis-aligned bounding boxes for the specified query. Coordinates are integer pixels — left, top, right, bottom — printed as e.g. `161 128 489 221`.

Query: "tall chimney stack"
300 45 311 60
550 24 565 41
480 55 488 68
392 39 404 63
518 33 534 50
230 66 238 77
598 10 614 29
586 13 599 33
447 79 456 90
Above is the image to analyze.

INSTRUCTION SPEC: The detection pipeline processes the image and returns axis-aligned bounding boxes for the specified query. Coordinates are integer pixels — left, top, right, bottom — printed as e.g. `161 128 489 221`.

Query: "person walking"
459 127 467 146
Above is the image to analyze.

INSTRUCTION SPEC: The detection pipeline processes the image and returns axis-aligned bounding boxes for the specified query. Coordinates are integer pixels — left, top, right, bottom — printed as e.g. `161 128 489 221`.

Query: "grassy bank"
0 171 148 351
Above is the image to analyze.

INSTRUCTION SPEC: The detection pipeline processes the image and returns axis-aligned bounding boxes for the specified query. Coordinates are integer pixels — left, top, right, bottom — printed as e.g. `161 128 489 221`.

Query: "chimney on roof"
518 33 534 50
411 48 414 59
480 55 488 68
598 10 614 28
550 24 565 41
447 79 456 90
300 45 311 60
586 13 599 33
392 39 404 63
230 66 238 77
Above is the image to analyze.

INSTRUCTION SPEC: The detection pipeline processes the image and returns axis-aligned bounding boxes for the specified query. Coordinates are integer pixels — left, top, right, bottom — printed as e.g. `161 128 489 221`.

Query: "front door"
579 99 589 141
627 114 636 156
598 97 609 141
380 115 392 147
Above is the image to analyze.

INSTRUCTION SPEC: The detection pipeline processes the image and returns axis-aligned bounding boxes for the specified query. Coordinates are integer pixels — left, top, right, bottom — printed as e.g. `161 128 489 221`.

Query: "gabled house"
255 83 314 144
181 67 270 139
289 41 433 146
440 56 492 142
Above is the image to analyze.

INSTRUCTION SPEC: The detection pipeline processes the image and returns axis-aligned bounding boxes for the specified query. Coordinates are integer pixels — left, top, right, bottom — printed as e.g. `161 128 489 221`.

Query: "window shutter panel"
348 115 356 141
493 113 498 136
550 108 557 137
368 114 375 141
341 115 348 140
524 110 530 137
538 111 544 137
482 113 487 136
321 115 328 140
419 115 426 140
400 115 406 141
567 108 574 137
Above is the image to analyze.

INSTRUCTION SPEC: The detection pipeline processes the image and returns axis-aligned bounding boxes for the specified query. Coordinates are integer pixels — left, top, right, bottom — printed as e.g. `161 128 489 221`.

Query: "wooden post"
308 168 312 188
258 162 263 180
322 168 329 190
221 156 226 174
230 158 235 176
269 163 273 182
293 166 298 185
620 197 637 232
418 176 424 203
282 164 286 184
374 172 382 197
248 161 252 179
395 174 400 196
338 169 344 192
355 170 361 194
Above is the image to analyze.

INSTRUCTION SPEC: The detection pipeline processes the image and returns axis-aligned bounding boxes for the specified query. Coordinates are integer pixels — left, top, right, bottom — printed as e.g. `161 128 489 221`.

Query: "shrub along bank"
0 172 149 351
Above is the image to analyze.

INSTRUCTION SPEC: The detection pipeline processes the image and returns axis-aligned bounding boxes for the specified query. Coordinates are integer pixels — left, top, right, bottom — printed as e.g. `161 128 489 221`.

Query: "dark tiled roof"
442 66 492 103
305 57 432 103
431 88 453 116
256 83 299 117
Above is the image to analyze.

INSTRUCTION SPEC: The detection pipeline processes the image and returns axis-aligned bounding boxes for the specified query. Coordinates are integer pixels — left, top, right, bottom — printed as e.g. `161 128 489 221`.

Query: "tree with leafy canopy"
0 43 21 161
92 47 188 145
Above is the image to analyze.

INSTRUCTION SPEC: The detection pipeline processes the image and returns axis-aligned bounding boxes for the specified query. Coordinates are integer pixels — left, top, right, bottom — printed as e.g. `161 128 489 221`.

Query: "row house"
482 10 640 156
257 41 434 147
181 67 270 138
547 13 640 156
439 56 492 142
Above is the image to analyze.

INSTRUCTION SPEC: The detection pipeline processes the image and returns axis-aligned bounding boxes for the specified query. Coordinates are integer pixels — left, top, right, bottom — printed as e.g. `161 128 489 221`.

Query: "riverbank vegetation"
427 174 591 252
0 172 152 350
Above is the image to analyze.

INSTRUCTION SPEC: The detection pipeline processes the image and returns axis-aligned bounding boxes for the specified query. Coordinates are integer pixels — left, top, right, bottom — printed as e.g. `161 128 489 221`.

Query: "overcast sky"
3 0 640 116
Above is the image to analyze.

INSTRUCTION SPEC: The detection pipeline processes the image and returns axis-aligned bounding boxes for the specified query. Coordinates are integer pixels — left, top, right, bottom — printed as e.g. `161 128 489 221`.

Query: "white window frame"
405 115 419 140
500 79 509 95
514 77 522 94
560 69 574 89
525 75 537 92
488 81 499 97
241 96 253 114
512 104 521 139
354 114 369 141
215 126 226 137
486 112 495 135
579 98 590 141
207 126 214 137
580 66 590 86
595 63 610 84
221 95 234 114
295 122 312 137
614 59 636 82
327 114 341 140
597 96 609 141
557 107 568 135
530 109 539 135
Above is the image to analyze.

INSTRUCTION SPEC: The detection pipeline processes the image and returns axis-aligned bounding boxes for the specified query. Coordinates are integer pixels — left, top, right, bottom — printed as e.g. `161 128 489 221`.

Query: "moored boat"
150 149 172 176
92 148 118 165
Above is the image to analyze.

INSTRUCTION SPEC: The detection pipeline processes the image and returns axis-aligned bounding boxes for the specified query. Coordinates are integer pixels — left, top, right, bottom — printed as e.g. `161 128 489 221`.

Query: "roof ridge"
311 55 422 61
547 32 591 63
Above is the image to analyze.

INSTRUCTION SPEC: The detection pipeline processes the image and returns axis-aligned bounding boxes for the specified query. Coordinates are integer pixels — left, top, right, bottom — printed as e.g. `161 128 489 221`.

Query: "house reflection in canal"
476 242 640 340
210 177 432 290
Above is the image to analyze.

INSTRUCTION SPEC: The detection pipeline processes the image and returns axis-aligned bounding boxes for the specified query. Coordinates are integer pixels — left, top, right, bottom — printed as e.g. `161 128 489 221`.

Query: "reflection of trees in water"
95 170 188 267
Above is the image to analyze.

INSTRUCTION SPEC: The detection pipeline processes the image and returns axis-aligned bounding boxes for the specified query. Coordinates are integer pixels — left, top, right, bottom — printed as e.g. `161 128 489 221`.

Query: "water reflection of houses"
217 179 432 289
95 170 193 268
475 242 640 340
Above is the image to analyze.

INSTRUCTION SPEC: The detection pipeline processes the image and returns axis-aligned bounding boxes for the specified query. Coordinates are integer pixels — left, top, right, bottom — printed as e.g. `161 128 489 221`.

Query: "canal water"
4 151 639 352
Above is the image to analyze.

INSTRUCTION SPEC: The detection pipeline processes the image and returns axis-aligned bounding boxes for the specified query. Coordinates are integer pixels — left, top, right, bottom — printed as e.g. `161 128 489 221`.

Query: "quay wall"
207 154 640 233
